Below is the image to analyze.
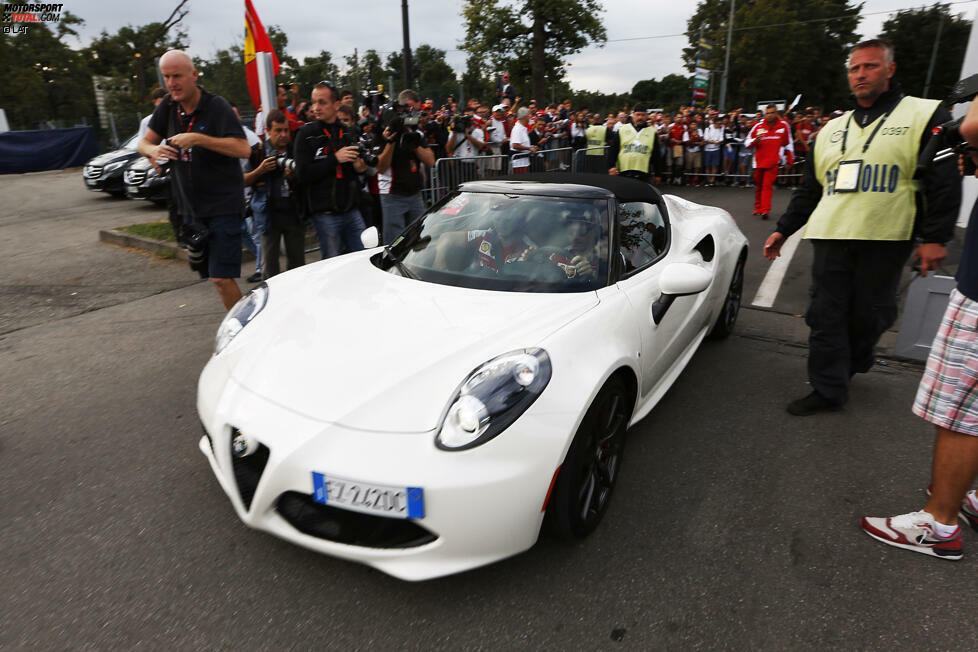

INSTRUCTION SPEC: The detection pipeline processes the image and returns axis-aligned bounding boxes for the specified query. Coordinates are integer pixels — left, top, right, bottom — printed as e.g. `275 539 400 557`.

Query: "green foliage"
0 14 96 130
630 74 693 110
195 46 250 110
880 4 970 100
460 0 607 105
685 0 860 110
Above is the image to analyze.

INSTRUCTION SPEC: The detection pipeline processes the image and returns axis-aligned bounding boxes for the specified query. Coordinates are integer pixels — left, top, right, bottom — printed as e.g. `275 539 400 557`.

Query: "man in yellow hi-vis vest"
763 38 961 416
607 104 663 184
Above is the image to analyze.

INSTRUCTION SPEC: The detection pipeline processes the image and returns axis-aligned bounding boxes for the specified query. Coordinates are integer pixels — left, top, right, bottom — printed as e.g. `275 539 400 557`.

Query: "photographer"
375 89 435 245
243 110 305 280
294 81 369 259
138 50 250 310
446 111 485 184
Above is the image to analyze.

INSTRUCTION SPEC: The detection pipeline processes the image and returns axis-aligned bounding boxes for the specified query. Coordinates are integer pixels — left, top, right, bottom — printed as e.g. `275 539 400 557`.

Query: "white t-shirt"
510 121 531 168
488 118 507 145
451 128 485 158
138 113 153 140
703 125 724 151
683 127 702 153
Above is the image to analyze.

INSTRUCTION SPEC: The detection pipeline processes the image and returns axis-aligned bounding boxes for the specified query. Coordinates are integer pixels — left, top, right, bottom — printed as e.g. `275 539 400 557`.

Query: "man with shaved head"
139 49 252 310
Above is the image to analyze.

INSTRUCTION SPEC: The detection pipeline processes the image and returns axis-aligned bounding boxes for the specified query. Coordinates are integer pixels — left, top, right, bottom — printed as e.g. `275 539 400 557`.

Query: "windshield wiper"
383 244 417 279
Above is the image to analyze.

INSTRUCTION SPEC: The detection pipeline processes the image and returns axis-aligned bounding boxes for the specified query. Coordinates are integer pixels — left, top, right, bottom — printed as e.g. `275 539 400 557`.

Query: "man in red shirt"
745 104 792 218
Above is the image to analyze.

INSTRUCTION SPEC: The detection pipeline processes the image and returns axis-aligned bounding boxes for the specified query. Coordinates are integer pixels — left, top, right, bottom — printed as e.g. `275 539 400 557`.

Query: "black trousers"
261 218 306 280
806 239 913 403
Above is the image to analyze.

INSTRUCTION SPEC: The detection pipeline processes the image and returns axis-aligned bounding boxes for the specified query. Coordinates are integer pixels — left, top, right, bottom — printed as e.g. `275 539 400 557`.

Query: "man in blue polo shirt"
139 49 251 310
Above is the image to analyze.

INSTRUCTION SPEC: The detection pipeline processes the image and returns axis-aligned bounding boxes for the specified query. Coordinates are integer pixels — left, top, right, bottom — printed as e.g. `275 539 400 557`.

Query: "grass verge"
120 220 176 242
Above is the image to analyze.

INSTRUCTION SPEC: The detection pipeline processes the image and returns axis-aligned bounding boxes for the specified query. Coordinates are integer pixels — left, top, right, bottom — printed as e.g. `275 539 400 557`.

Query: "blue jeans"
311 209 366 259
245 191 269 273
380 192 425 245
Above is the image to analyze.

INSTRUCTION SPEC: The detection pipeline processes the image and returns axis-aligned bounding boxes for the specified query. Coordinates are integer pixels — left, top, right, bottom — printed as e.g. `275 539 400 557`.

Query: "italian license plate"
312 472 424 519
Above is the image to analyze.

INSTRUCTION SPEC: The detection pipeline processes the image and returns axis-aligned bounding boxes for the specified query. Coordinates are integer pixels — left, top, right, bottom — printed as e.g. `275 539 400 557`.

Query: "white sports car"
197 173 748 580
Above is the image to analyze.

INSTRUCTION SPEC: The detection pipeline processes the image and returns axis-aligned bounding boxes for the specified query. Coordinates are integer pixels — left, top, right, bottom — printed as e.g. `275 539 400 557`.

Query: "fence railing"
426 154 511 205
510 146 574 174
572 146 610 174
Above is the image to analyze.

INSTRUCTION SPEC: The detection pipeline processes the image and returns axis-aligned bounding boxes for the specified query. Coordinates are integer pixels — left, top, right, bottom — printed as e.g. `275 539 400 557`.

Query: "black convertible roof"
459 173 663 204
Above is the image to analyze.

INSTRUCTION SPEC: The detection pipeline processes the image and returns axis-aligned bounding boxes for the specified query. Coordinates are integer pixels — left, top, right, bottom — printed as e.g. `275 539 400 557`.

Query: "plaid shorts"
913 288 978 436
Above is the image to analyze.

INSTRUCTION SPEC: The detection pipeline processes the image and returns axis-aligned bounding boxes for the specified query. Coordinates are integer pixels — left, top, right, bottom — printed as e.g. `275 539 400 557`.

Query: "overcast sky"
66 0 977 95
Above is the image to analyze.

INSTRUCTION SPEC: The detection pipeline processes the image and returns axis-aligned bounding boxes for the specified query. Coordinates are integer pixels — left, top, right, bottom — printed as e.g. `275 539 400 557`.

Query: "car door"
614 200 701 399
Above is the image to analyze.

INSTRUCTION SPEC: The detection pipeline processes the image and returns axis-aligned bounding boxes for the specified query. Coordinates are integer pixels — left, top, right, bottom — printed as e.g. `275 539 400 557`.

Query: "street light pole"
401 0 413 90
923 12 945 98
719 0 735 112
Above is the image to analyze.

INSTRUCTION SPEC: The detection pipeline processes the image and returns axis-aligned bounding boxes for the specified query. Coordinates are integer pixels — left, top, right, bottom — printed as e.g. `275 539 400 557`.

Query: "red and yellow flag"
244 0 279 110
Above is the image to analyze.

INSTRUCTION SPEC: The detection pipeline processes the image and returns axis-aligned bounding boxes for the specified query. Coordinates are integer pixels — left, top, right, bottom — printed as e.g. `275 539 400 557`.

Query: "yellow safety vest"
585 125 607 155
617 124 656 173
805 96 940 240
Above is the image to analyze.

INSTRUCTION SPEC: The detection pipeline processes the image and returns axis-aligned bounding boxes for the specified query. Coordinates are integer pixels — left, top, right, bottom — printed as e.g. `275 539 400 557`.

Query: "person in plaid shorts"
861 100 978 560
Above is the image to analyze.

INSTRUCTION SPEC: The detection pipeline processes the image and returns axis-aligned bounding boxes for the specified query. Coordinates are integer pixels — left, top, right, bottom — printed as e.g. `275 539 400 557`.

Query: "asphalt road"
1 170 974 649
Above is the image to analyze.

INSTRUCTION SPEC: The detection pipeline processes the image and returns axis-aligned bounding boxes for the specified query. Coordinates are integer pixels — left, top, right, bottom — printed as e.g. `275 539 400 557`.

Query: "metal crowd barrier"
510 146 574 174
426 155 511 205
572 146 610 173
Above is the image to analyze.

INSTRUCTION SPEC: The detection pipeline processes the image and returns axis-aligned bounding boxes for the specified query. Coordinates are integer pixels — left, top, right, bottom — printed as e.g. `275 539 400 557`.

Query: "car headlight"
214 283 268 354
436 348 551 451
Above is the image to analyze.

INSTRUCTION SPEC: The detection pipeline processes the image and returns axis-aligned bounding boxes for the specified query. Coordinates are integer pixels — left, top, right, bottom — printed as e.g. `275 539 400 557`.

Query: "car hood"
225 252 600 432
88 149 138 167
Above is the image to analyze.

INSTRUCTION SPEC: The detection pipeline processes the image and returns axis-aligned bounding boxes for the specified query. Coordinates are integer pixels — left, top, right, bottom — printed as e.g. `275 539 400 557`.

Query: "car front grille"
229 428 270 510
125 169 146 185
84 165 103 178
276 491 438 549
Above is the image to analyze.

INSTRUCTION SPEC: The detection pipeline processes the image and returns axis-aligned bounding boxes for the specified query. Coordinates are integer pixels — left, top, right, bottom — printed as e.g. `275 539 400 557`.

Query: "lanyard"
840 97 902 156
177 107 197 133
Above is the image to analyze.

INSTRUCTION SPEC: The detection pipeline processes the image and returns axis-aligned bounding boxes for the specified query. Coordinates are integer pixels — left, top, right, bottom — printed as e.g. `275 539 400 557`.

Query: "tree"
460 0 607 105
685 0 860 111
0 12 96 130
880 4 970 100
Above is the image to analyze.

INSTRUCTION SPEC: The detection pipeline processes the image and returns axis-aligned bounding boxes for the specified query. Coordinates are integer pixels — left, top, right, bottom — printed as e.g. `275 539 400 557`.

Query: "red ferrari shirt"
745 119 791 168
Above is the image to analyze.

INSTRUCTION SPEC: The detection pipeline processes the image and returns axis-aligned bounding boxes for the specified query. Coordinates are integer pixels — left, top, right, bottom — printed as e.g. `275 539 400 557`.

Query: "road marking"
751 231 802 308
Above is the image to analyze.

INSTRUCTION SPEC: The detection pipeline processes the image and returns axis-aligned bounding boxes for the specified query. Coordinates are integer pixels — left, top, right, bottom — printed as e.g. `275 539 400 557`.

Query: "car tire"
546 376 629 540
708 252 745 340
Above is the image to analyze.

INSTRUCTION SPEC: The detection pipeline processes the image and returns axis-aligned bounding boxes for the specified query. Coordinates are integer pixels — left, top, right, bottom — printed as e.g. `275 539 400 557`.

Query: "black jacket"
294 119 359 215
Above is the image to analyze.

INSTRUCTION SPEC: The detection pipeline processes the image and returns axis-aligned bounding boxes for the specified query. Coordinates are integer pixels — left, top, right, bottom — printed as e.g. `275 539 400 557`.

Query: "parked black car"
123 156 170 206
82 134 141 196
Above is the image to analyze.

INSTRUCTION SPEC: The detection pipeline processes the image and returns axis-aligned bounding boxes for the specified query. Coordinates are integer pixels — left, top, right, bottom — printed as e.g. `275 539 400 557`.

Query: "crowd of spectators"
228 77 846 279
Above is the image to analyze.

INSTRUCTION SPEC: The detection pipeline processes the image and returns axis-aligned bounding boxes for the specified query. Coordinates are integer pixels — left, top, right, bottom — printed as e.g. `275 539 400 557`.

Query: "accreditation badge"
834 159 862 193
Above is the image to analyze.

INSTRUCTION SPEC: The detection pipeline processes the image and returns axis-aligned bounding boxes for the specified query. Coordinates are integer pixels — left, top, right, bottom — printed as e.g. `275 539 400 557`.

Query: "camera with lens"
357 142 379 167
273 154 296 172
451 114 473 133
179 221 210 273
916 73 978 178
379 103 421 136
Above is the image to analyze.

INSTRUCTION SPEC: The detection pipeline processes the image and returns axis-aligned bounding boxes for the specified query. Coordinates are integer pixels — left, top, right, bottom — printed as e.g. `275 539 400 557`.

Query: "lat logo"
314 146 330 159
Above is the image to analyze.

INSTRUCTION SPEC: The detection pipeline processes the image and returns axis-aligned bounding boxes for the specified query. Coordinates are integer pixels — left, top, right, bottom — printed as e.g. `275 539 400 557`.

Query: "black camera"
451 114 473 133
179 222 210 273
357 142 379 167
380 103 421 135
916 74 978 178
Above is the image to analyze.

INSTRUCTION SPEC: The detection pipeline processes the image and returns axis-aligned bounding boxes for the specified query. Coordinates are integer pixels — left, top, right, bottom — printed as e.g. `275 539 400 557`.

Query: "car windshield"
121 133 140 150
387 191 610 293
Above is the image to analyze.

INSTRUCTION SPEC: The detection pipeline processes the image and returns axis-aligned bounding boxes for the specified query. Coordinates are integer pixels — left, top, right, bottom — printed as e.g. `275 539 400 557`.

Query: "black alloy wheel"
547 377 630 540
709 253 745 339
